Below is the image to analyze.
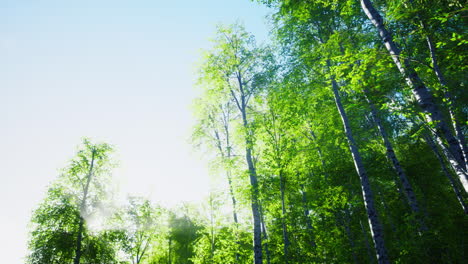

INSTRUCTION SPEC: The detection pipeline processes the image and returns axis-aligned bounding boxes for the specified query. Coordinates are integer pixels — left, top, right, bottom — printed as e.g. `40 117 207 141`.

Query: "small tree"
114 197 161 264
27 138 116 264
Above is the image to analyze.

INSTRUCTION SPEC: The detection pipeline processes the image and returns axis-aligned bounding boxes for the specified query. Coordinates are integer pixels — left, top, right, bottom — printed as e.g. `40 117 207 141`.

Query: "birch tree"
359 0 468 192
196 23 275 264
27 139 116 264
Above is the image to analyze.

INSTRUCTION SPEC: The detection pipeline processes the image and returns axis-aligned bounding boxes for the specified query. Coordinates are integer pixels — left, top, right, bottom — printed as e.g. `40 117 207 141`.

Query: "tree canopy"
26 1 467 263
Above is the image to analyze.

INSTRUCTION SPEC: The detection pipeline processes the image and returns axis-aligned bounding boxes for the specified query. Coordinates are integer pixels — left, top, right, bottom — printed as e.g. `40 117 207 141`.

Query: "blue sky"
0 0 270 262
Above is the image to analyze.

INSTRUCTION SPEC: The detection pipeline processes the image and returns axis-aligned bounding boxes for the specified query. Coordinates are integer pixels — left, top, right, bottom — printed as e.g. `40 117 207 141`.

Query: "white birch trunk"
364 90 426 231
73 149 96 264
312 14 388 263
424 133 468 214
300 183 316 247
424 33 468 171
232 71 263 264
259 202 271 264
279 170 290 263
359 0 468 192
330 77 389 263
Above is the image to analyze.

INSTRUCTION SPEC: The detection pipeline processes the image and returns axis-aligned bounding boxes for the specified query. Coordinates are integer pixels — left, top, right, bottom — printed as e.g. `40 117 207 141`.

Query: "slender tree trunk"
246 145 263 264
221 106 241 225
74 217 85 264
226 170 239 224
168 237 172 264
225 145 241 262
424 33 468 171
137 235 152 264
233 71 263 264
214 118 240 225
209 195 215 264
409 0 468 171
213 109 242 262
364 89 426 231
279 170 290 263
226 170 241 262
454 121 468 172
360 219 376 264
73 149 96 264
359 0 468 192
330 76 389 263
377 191 397 235
341 208 359 264
226 150 240 262
431 129 468 194
424 133 468 214
228 68 263 262
236 69 263 264
135 240 139 264
259 202 271 264
308 129 329 181
300 184 316 247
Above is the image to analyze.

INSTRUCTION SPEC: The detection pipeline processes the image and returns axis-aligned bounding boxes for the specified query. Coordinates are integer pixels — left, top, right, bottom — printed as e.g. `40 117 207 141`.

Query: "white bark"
364 90 426 231
424 133 468 214
360 0 468 192
330 77 389 264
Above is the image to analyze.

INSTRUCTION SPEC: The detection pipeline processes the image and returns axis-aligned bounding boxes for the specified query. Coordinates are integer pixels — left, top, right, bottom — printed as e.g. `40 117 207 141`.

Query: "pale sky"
0 1 270 262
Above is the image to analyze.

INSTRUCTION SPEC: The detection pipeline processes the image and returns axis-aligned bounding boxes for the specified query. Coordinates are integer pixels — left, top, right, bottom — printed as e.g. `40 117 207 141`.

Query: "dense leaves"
26 1 466 263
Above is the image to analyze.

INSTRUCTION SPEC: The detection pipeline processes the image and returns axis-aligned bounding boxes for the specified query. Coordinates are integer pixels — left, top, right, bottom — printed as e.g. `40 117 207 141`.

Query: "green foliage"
167 213 202 264
111 197 163 264
192 0 467 261
26 2 467 263
27 186 79 264
27 185 120 264
27 139 118 264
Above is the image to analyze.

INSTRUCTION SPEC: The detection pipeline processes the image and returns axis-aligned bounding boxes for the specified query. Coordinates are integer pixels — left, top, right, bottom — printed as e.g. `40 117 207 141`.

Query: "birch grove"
26 1 466 263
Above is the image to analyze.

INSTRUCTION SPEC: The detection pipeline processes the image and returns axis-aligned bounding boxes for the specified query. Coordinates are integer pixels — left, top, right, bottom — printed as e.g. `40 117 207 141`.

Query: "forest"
26 1 467 264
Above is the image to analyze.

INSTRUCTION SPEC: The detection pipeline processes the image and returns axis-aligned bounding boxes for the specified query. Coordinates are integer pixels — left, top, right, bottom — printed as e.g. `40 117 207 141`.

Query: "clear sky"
0 1 270 262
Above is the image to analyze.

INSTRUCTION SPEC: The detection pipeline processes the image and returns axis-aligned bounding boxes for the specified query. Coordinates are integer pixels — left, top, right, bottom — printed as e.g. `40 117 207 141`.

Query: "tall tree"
72 139 113 264
329 75 389 263
263 2 390 261
196 23 275 264
363 89 425 230
359 0 468 192
27 139 116 264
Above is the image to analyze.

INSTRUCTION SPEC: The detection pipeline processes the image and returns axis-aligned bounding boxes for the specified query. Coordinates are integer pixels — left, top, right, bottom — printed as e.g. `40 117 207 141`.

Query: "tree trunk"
360 219 376 264
340 208 359 264
410 0 468 171
225 170 239 224
259 202 271 264
74 217 85 264
168 237 172 264
453 121 468 172
73 149 96 264
307 129 329 181
424 133 468 214
227 67 263 262
330 76 389 263
246 144 263 264
209 195 215 264
279 170 290 263
424 33 468 171
226 170 241 262
233 71 263 264
300 183 316 247
136 236 151 264
377 191 397 234
359 0 468 191
214 117 241 261
364 89 426 231
431 130 468 194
